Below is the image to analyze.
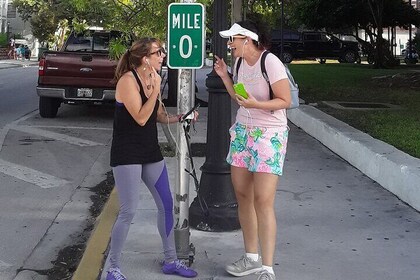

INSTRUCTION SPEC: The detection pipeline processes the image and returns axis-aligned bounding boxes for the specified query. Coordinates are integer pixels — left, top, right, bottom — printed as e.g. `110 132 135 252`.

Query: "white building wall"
0 1 37 58
0 0 8 33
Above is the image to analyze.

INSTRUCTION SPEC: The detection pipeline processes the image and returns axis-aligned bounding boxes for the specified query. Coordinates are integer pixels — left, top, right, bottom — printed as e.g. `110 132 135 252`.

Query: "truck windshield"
64 31 119 52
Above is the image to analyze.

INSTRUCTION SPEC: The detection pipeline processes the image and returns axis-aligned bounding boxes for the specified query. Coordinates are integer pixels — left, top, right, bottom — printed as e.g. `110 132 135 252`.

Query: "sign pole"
167 1 205 264
174 68 195 263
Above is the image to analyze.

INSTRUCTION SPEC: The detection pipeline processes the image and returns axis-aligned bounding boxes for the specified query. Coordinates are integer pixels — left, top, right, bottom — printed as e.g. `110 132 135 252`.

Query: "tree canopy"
290 0 420 67
13 0 213 46
12 0 420 67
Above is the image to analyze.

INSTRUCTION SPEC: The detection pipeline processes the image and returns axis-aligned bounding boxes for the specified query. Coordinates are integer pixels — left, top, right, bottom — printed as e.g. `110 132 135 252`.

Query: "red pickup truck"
37 30 120 118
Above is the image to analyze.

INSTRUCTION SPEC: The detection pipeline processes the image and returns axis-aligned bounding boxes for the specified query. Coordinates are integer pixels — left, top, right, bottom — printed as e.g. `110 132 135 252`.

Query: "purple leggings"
109 160 176 268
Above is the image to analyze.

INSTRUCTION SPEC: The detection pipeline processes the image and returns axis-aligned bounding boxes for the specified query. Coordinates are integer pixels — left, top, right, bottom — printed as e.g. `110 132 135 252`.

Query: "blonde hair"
112 37 161 84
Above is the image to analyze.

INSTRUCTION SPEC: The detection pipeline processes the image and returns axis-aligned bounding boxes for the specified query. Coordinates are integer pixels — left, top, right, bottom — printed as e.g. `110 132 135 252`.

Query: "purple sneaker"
162 259 198 278
106 267 127 280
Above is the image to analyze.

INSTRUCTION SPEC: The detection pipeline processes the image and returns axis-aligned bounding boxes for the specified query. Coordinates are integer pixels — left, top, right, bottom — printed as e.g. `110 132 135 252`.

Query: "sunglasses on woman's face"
150 49 164 57
228 35 247 44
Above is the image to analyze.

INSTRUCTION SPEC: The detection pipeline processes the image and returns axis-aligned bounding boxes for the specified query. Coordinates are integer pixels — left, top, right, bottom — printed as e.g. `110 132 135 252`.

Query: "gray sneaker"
256 270 276 280
225 255 262 276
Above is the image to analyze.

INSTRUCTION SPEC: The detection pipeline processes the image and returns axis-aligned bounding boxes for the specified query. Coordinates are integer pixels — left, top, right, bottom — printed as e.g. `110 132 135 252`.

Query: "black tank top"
110 70 163 167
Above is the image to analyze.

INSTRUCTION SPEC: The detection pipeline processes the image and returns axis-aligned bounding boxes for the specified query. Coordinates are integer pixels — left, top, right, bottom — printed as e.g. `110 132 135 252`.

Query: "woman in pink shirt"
214 20 291 280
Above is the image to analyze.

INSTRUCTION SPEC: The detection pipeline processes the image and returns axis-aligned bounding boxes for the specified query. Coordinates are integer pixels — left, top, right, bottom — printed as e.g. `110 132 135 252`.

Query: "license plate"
77 88 93 98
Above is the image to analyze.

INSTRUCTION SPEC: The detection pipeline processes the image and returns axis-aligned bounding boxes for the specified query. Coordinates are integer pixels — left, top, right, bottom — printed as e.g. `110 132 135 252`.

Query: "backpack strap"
235 50 273 100
234 57 242 84
260 50 273 100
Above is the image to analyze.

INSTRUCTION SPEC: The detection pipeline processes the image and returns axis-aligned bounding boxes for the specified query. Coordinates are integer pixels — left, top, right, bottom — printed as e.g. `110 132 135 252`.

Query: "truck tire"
280 51 293 63
318 58 326 64
343 50 357 63
367 55 374 64
39 97 61 118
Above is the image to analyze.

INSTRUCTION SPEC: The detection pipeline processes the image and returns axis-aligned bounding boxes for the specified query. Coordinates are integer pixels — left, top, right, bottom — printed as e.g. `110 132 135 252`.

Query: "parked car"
403 48 418 64
337 34 374 64
37 29 122 118
270 30 361 64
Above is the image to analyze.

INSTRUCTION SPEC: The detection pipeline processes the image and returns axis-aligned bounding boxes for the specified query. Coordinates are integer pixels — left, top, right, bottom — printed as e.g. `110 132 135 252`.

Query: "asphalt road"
0 67 38 127
0 66 115 279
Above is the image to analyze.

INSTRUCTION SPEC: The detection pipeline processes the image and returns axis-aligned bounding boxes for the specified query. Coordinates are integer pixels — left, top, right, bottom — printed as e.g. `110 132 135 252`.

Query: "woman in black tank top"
110 39 182 166
106 38 198 280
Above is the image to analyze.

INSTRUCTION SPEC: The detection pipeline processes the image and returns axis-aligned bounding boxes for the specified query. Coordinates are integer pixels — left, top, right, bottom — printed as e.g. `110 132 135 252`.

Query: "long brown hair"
112 37 161 84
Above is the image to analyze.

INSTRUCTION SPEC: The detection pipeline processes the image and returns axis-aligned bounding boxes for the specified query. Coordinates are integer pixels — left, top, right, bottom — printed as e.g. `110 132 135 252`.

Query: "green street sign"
167 3 205 69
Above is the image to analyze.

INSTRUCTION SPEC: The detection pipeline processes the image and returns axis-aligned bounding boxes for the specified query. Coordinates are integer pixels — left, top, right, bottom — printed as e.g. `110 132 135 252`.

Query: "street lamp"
189 0 240 232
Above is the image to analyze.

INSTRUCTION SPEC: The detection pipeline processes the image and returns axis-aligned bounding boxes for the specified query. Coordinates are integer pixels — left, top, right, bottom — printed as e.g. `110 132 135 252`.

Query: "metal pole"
173 0 197 264
174 68 195 263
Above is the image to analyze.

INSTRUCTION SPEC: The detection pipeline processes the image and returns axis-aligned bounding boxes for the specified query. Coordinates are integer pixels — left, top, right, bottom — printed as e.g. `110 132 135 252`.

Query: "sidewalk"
0 58 38 69
75 67 420 280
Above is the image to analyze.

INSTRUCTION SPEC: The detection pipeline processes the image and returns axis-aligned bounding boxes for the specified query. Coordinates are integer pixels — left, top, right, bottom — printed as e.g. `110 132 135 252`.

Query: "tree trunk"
368 0 385 68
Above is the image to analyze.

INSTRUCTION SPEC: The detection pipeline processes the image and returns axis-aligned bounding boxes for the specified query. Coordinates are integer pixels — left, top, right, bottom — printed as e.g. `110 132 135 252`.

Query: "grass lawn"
288 62 420 158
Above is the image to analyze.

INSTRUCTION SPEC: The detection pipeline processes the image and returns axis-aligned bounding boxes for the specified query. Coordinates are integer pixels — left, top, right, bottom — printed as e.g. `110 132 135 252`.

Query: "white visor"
219 23 259 42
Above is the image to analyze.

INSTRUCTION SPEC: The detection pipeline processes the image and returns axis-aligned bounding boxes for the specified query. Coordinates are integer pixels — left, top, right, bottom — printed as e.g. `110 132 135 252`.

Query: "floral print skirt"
226 122 289 176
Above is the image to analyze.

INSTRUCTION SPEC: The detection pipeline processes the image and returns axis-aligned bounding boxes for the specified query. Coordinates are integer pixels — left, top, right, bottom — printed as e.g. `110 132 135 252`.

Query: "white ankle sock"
262 265 274 275
245 252 259 262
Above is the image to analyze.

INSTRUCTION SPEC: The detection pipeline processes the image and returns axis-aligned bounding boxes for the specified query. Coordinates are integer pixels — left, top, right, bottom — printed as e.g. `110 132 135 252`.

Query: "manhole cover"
322 101 402 110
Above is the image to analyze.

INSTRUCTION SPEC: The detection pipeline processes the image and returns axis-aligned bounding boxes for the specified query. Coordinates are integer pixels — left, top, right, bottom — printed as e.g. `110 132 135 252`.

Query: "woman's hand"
149 66 162 97
214 55 229 78
193 110 199 122
235 92 257 108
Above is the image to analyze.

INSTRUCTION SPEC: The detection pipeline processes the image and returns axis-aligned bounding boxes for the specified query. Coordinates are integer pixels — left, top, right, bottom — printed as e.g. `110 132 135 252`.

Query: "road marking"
0 259 12 271
11 125 104 147
72 188 118 280
0 159 69 189
0 111 38 153
31 125 112 131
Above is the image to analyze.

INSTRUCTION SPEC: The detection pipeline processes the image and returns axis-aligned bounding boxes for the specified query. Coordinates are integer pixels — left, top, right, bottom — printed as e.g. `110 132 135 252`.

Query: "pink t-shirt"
235 52 288 128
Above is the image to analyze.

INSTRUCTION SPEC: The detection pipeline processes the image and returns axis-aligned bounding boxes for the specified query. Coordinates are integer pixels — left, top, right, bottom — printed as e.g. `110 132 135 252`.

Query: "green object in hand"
233 83 248 99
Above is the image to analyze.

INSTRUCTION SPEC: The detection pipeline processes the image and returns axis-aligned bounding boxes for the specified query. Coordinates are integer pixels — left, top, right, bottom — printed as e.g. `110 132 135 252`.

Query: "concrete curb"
287 105 420 211
0 60 38 69
72 188 119 280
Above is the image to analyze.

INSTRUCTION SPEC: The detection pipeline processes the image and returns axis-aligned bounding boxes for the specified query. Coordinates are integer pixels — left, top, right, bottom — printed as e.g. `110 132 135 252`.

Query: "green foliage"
289 63 420 158
245 0 281 28
30 5 58 45
104 0 172 41
12 0 39 21
289 0 420 68
410 34 420 51
291 0 420 32
0 33 7 47
12 0 115 45
72 19 89 34
109 37 129 61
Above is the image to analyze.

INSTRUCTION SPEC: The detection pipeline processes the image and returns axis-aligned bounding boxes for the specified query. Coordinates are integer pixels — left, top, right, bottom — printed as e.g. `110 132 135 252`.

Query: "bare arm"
156 103 181 124
213 55 238 100
116 71 161 126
